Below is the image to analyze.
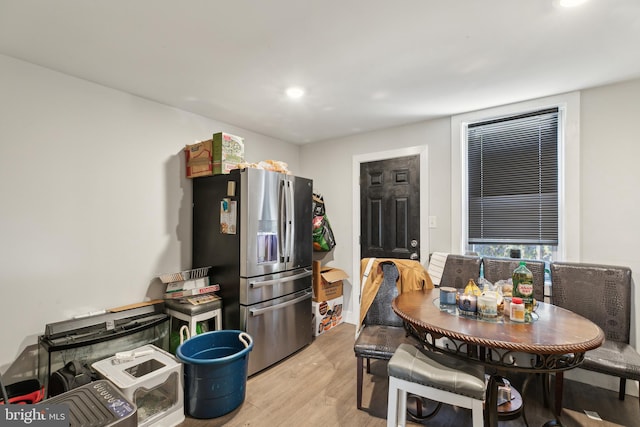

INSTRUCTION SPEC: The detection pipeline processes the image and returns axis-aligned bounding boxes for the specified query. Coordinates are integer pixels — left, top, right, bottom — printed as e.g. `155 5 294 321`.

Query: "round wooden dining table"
392 288 604 427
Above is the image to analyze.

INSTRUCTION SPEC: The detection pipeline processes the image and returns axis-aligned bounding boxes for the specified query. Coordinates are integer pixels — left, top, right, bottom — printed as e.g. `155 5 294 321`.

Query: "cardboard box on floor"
313 296 343 336
312 261 348 302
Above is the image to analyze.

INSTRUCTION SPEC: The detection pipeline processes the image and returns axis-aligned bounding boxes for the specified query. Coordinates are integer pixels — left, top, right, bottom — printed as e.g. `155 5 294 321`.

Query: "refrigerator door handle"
249 269 312 288
279 179 287 263
285 178 295 263
249 291 312 316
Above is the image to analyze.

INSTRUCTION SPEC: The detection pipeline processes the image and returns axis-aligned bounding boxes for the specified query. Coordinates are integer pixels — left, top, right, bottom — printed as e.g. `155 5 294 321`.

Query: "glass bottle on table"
512 261 534 322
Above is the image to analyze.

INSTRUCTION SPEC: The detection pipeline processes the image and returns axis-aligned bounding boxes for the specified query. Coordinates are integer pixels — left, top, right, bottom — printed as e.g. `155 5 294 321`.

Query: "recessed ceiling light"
286 87 305 99
556 0 588 8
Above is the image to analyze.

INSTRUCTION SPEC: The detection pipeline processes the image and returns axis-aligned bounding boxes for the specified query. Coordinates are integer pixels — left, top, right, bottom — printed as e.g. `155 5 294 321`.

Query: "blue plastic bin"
176 330 253 419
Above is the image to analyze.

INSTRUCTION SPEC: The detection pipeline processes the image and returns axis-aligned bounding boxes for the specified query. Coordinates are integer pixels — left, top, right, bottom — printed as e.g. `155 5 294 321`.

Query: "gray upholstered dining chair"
550 262 640 414
354 262 418 410
439 254 482 290
482 257 546 302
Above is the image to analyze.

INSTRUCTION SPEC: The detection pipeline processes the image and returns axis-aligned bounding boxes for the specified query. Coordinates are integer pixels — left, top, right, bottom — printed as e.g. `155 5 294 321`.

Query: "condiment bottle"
510 297 525 322
512 261 534 322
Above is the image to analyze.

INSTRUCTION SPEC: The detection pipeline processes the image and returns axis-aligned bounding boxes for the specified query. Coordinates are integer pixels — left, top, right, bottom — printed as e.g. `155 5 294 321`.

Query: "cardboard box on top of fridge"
184 132 245 178
312 261 348 302
185 139 213 178
313 296 343 336
212 132 245 175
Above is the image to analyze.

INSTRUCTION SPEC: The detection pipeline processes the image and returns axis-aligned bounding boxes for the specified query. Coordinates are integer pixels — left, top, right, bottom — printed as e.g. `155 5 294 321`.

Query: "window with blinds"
467 108 559 246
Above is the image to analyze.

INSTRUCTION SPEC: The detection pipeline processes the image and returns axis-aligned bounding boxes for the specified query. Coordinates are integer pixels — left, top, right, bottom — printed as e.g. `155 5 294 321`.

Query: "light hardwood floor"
180 323 639 427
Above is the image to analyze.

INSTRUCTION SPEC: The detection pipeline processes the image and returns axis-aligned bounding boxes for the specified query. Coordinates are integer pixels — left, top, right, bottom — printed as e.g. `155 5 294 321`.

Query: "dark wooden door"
360 155 420 260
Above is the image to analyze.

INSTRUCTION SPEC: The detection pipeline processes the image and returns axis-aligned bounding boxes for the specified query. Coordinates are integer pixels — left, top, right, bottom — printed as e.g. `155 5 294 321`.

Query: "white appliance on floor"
92 345 184 427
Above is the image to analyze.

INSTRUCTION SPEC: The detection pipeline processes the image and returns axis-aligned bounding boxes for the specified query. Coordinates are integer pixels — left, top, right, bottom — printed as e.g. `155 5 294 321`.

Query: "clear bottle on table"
512 261 534 322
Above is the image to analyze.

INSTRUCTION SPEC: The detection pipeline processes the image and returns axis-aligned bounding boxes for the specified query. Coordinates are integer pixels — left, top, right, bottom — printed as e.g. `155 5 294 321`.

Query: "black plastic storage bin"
176 330 253 419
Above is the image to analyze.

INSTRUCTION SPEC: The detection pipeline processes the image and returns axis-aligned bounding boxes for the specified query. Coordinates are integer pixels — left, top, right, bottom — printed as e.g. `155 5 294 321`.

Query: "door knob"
411 239 418 248
410 252 419 260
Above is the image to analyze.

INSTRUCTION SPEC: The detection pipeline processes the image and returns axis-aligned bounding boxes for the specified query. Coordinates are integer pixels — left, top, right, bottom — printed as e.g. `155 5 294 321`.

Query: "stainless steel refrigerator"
192 168 313 376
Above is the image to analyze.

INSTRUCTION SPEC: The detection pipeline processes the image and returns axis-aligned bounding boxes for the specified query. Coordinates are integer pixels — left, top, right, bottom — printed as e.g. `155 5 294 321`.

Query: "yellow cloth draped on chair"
358 258 433 329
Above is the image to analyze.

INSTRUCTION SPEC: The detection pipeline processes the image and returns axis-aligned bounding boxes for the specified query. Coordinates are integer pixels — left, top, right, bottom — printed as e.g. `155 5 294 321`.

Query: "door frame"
350 145 429 326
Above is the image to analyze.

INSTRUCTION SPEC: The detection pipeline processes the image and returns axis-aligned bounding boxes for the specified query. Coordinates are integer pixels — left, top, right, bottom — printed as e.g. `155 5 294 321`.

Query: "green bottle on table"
512 261 534 322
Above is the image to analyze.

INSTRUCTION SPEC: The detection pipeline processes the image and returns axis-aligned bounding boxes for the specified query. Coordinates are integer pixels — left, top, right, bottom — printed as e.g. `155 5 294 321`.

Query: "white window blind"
467 108 559 245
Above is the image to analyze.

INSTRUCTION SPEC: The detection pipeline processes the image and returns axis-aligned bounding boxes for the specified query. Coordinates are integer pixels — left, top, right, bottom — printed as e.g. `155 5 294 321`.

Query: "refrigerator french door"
192 168 313 376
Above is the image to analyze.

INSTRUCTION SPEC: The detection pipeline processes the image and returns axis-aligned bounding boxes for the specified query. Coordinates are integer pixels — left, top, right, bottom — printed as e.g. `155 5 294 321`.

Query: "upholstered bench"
387 343 486 427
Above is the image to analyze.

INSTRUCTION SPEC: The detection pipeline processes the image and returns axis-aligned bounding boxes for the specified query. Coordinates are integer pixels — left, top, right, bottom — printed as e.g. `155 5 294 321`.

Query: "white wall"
580 78 640 271
0 54 300 372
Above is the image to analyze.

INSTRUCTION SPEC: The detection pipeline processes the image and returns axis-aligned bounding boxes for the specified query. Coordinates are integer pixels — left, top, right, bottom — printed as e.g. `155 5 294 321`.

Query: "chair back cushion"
551 262 632 344
440 255 481 290
364 263 403 327
483 257 546 301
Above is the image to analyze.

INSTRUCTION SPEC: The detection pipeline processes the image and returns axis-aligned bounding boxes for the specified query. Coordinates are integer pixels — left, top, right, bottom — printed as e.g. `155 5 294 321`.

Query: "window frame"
450 92 581 262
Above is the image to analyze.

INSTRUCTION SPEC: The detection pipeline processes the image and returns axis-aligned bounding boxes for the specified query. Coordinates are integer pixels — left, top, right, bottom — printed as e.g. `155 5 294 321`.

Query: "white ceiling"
2 0 640 144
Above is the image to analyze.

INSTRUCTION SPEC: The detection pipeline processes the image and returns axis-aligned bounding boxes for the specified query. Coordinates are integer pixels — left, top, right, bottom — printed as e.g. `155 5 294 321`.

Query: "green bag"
312 194 336 252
